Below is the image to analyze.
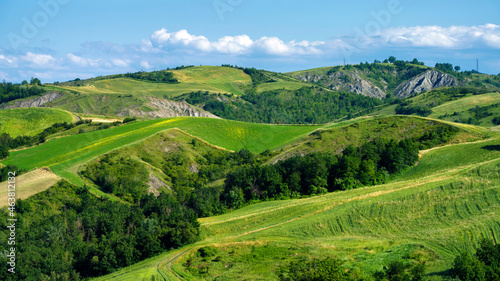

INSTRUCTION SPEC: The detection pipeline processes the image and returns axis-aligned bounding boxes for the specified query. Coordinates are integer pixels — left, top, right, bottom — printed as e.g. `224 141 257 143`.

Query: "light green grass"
53 66 252 98
95 137 500 280
0 107 75 137
1 117 320 186
429 92 500 118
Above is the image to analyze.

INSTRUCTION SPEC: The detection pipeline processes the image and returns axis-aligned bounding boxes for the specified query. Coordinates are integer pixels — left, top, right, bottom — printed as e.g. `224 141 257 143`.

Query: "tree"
30 77 41 86
0 145 9 159
21 80 28 85
453 252 486 281
454 66 461 72
388 56 396 63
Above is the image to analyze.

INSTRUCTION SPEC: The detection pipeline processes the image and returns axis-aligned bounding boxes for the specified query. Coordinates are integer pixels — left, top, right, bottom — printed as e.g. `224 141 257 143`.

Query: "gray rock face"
330 72 386 99
121 97 220 118
0 92 63 109
295 71 386 99
394 70 456 98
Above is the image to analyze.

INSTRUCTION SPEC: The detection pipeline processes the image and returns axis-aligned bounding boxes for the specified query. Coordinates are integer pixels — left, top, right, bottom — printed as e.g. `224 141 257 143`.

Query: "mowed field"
0 107 75 137
95 131 500 280
429 92 500 118
52 66 253 98
0 168 60 207
1 117 321 185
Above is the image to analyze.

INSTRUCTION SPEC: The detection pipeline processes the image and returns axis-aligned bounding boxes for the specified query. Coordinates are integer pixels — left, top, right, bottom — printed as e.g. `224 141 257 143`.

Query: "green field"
0 107 75 137
51 66 252 98
95 130 500 280
429 92 500 118
1 117 320 185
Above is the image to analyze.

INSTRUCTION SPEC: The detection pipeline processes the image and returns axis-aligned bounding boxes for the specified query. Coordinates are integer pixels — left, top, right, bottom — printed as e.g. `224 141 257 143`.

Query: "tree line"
0 81 45 104
176 87 383 124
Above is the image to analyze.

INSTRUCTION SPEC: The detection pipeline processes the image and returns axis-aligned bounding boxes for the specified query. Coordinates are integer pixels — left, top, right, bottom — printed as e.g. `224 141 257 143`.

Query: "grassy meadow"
0 107 75 137
0 117 320 186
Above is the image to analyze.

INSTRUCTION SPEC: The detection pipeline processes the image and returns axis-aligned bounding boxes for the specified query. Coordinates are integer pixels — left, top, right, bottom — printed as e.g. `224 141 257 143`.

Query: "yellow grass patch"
0 168 60 207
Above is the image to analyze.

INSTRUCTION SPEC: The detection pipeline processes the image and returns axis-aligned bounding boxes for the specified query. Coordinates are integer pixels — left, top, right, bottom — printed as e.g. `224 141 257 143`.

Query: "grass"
0 168 60 207
0 107 75 137
429 92 500 118
94 134 500 280
1 117 321 186
52 66 253 98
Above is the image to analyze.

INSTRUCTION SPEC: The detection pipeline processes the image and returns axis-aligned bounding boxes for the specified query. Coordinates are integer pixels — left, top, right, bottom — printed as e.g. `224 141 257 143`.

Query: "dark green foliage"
373 260 426 281
123 70 178 83
435 63 454 74
493 116 500 126
30 77 42 86
278 257 352 281
0 143 8 159
176 87 383 124
122 117 137 123
395 103 432 117
0 82 46 104
243 67 276 85
452 239 500 281
223 138 423 206
0 165 23 181
81 153 149 202
0 180 199 280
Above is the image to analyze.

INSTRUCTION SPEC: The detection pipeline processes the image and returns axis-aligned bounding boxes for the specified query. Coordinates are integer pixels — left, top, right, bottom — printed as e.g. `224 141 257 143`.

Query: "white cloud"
66 53 103 67
150 28 324 56
140 60 153 69
0 54 15 64
112 58 130 67
21 52 57 68
380 24 500 49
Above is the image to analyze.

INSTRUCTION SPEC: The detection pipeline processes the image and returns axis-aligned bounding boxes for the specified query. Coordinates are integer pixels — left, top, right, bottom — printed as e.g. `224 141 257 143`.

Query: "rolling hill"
1 61 500 280
95 131 500 280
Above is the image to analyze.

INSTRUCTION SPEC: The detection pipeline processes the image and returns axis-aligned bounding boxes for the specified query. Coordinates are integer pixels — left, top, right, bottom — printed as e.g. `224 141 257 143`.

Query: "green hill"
95 131 500 280
0 107 75 137
1 117 320 186
2 61 500 281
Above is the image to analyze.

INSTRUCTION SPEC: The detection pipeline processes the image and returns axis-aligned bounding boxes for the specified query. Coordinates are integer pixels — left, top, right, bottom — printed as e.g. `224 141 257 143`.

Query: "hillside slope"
95 130 500 280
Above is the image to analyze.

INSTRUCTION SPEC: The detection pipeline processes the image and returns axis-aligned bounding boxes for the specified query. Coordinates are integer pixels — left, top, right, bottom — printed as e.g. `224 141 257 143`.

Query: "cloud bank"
0 24 499 81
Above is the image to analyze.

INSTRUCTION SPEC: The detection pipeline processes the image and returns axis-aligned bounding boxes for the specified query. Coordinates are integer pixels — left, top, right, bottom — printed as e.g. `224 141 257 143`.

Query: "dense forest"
0 82 46 104
175 87 383 124
0 181 199 280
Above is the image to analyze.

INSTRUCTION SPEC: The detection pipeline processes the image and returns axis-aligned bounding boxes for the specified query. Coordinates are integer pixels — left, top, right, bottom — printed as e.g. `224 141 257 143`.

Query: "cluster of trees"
222 138 424 208
395 103 433 117
0 180 199 280
452 239 500 281
122 70 178 83
176 87 383 124
435 62 461 73
81 153 149 203
0 165 23 182
278 257 425 281
0 81 45 104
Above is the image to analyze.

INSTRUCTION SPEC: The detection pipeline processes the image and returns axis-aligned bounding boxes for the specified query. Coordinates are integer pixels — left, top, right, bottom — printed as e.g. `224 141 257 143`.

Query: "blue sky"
0 0 499 82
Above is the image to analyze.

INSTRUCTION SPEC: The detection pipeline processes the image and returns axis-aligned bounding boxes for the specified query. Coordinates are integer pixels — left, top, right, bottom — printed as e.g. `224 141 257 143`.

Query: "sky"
0 0 499 83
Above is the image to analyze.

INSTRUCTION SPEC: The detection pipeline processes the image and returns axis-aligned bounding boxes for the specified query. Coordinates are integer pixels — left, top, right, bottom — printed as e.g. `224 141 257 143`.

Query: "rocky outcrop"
294 71 386 99
330 72 386 99
120 97 220 118
0 92 63 109
394 70 456 98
